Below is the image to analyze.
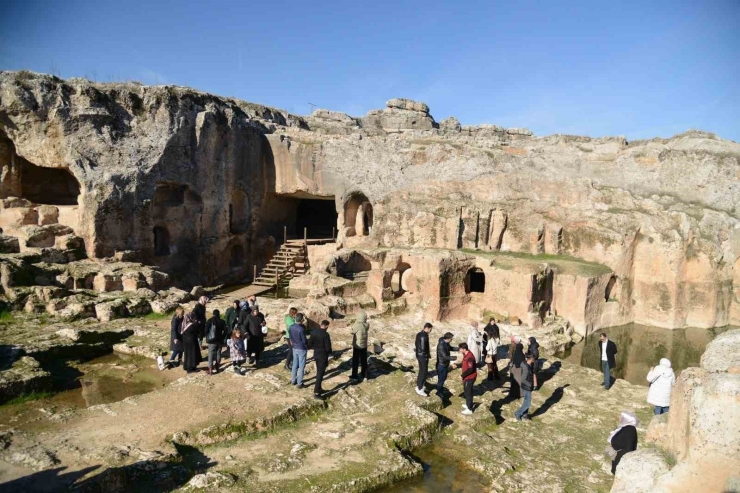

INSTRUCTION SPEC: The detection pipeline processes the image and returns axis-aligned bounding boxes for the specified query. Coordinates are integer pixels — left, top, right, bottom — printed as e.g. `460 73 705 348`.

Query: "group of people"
416 324 677 475
167 299 677 477
167 295 268 375
415 318 542 421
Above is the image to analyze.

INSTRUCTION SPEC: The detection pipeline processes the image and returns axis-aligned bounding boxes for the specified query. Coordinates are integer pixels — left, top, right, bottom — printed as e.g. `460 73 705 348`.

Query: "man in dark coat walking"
246 308 266 366
598 333 618 390
309 319 333 399
414 323 433 397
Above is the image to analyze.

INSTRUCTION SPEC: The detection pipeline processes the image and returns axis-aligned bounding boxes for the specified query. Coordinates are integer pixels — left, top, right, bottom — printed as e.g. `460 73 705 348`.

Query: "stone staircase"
254 238 336 289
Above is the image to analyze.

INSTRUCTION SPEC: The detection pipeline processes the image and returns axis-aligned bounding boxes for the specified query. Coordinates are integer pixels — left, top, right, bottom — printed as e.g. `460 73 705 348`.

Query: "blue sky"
1 0 738 141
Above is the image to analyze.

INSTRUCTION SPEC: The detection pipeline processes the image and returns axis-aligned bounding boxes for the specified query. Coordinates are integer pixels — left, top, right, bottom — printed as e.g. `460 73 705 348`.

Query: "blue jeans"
291 349 307 385
602 361 611 387
515 389 532 419
654 406 669 415
170 350 182 361
436 365 449 394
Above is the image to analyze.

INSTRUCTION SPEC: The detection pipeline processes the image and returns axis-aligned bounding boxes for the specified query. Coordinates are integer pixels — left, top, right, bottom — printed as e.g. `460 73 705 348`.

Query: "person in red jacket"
459 342 477 415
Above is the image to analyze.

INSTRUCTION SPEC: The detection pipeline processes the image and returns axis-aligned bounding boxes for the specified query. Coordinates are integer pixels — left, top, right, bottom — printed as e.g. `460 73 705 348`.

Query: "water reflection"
559 324 735 386
378 446 489 493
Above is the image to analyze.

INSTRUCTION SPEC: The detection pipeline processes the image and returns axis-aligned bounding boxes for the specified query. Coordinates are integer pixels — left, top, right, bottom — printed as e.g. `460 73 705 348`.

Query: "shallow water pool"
558 323 735 386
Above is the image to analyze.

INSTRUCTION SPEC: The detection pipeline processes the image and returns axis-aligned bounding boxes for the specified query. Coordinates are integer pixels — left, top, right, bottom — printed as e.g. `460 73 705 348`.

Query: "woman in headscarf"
508 336 525 398
181 311 202 373
192 296 209 347
467 321 483 367
167 307 185 368
607 411 638 474
646 358 676 415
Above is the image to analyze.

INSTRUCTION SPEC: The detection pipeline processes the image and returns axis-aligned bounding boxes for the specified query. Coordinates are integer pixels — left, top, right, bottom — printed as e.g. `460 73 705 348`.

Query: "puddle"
379 445 489 493
558 323 736 386
0 352 177 428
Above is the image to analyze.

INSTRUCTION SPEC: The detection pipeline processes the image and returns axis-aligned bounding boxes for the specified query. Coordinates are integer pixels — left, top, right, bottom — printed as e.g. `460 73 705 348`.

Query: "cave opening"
153 226 170 256
20 160 80 206
465 268 486 294
295 198 337 239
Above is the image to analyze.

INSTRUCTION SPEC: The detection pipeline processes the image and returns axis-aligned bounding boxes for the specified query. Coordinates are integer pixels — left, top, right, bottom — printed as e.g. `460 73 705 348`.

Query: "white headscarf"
659 358 671 369
608 411 639 443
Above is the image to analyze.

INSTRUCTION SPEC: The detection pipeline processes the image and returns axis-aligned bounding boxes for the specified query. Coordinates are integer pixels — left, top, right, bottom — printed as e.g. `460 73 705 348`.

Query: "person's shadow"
489 394 518 425
530 384 570 418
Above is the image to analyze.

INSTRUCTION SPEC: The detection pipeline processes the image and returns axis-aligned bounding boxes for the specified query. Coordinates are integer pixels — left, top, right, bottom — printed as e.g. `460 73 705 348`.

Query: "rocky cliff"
1 70 738 330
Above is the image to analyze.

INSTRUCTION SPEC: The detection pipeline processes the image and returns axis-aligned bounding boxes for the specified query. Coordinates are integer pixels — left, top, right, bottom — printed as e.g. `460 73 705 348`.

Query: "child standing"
228 328 246 374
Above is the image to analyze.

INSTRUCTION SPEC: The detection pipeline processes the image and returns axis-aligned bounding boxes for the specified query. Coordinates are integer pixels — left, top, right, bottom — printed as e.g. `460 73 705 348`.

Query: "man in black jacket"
598 333 618 390
435 332 457 397
205 309 226 375
415 323 433 397
246 308 266 366
309 320 333 399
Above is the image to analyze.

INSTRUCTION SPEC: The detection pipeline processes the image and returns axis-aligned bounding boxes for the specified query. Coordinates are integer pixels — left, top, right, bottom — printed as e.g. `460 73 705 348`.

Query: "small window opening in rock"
391 262 411 297
230 244 245 268
153 226 170 256
154 183 186 206
605 275 617 301
465 268 486 293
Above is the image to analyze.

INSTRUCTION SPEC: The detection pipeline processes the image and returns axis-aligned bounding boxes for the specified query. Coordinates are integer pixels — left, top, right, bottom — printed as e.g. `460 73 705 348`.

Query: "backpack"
206 320 218 343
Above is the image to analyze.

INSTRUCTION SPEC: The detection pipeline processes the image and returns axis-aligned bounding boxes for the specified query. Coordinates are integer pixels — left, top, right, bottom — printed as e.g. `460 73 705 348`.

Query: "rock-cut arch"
344 192 373 237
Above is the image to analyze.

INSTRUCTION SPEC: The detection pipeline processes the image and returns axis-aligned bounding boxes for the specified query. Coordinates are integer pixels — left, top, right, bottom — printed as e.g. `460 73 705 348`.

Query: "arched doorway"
391 262 412 297
344 192 373 237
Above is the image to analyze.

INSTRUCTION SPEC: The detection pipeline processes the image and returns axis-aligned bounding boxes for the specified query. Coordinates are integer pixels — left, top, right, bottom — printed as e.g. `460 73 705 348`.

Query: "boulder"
95 298 130 322
0 356 52 404
386 98 430 114
439 116 461 133
610 449 670 493
190 285 205 298
700 329 740 373
0 235 20 253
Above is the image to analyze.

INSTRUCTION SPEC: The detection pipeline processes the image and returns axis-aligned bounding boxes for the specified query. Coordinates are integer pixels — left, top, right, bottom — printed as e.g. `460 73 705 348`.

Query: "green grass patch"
1 391 55 407
461 248 612 277
139 312 171 320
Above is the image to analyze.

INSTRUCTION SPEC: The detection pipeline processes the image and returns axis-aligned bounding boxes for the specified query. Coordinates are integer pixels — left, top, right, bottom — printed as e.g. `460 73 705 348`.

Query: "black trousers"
463 380 474 410
314 355 328 394
285 345 293 368
416 357 429 389
351 347 368 379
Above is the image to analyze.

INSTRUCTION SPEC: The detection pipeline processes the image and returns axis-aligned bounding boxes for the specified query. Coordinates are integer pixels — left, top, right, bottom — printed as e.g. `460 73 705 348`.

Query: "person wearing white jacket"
646 358 676 414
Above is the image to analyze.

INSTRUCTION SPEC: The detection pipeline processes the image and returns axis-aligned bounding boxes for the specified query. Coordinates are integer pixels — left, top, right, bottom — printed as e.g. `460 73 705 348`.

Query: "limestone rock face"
700 329 740 372
640 329 740 493
1 71 738 330
611 449 670 493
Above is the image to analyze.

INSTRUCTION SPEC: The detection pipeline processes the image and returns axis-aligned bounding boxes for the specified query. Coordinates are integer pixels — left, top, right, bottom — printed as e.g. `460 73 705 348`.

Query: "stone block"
0 234 20 253
93 273 123 292
37 205 59 225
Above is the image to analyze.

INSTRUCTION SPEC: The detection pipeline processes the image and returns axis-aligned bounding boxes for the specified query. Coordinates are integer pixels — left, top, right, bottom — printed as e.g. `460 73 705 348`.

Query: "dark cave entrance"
295 198 337 239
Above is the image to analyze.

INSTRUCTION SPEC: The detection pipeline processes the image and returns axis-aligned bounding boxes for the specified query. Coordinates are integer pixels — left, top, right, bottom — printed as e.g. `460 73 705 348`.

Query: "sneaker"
313 394 323 400
461 409 473 415
233 366 240 374
515 414 522 421
415 387 428 397
522 415 532 421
